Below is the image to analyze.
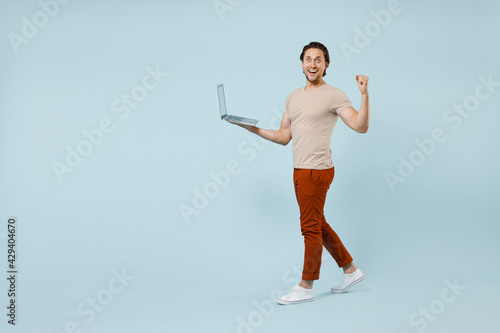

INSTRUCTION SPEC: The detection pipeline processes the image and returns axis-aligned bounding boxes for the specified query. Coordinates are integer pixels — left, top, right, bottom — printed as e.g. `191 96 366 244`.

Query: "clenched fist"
356 75 369 95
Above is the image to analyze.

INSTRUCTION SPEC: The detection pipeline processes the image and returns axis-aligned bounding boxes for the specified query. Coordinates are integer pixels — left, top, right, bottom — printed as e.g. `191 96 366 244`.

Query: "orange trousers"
293 166 353 281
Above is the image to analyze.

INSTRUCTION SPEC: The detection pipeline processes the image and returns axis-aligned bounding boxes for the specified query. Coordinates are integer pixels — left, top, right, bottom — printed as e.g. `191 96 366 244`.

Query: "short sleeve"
331 89 352 116
284 92 293 121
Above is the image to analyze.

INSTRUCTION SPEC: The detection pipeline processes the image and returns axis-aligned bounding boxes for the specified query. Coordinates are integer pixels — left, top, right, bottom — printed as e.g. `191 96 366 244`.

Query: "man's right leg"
276 168 324 305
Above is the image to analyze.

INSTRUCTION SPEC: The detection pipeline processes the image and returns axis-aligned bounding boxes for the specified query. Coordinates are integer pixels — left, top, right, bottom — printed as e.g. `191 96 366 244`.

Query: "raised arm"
339 75 370 133
232 111 292 146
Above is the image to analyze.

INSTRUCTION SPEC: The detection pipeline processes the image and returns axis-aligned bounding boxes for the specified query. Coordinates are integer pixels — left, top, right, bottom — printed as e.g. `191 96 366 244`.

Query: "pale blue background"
1 0 499 332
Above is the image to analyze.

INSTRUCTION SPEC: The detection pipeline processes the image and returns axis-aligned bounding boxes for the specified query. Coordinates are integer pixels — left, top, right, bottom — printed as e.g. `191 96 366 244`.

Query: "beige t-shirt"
285 83 352 169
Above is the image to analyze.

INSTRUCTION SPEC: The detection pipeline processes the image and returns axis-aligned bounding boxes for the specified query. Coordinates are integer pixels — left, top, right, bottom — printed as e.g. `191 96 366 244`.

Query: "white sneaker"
331 269 365 293
276 285 314 305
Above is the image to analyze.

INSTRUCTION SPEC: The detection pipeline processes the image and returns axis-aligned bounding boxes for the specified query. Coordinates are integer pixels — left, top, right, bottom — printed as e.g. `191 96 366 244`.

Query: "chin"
304 72 322 83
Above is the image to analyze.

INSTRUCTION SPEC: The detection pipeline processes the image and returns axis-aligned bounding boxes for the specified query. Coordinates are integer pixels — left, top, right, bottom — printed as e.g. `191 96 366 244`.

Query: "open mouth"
308 70 318 75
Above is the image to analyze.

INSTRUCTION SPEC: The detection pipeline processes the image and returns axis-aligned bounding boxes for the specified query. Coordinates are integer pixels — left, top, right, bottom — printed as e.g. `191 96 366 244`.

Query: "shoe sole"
330 274 365 294
276 297 314 305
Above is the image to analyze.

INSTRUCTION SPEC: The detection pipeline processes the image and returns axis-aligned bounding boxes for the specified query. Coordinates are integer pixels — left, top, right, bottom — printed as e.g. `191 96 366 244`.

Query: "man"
232 41 370 305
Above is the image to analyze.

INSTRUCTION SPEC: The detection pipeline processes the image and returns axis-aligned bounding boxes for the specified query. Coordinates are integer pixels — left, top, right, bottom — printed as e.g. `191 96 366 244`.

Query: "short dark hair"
300 41 330 77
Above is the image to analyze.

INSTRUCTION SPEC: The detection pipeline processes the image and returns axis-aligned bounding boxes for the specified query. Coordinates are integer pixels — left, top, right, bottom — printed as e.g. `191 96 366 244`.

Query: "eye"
316 59 320 63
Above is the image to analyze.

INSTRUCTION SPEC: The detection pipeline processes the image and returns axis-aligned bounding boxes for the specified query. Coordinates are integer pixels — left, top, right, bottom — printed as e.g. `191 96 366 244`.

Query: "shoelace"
335 274 349 289
283 288 300 300
337 271 358 289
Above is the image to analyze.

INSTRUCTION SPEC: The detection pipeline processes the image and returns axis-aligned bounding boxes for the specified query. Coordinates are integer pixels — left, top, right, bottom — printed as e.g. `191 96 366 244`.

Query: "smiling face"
301 48 329 83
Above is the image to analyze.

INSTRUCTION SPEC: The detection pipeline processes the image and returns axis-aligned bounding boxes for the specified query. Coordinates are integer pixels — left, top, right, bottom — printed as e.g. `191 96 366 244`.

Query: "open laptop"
217 84 258 126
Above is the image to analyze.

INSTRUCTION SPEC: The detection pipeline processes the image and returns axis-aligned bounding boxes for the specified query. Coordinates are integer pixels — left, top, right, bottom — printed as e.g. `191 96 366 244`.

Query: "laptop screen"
217 84 227 118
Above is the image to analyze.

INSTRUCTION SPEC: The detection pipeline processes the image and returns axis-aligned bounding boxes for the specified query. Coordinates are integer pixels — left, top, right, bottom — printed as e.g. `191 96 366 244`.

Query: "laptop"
217 84 258 126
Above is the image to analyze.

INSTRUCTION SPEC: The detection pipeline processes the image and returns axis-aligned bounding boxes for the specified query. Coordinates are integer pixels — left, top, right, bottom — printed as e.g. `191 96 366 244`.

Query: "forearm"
237 124 288 145
355 93 370 133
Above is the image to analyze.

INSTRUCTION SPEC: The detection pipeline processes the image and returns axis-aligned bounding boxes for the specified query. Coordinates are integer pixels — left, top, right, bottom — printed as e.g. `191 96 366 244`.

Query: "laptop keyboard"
226 115 244 122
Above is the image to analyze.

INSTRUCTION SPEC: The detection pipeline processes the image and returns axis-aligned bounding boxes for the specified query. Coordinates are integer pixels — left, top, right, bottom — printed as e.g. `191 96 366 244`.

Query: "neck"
305 78 325 91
